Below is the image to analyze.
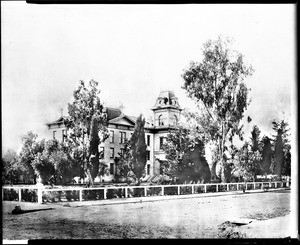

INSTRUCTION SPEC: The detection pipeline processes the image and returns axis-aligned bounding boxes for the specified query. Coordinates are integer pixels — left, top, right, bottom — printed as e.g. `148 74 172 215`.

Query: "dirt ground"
2 189 292 239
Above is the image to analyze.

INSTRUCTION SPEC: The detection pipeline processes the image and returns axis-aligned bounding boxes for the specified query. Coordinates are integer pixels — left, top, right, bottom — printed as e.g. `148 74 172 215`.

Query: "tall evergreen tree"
274 129 284 180
250 125 262 176
130 114 147 184
260 136 272 175
271 120 290 179
250 125 261 152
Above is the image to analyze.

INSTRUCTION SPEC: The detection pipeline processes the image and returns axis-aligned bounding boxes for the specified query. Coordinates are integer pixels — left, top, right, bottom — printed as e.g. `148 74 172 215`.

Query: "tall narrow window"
173 115 178 126
62 130 65 142
110 130 114 143
158 115 164 126
110 148 114 158
110 163 114 175
53 131 56 140
146 150 150 161
147 135 150 146
159 137 164 150
119 132 126 144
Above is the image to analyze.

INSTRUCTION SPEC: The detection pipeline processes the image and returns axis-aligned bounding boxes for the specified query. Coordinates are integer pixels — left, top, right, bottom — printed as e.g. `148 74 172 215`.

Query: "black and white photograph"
1 2 297 241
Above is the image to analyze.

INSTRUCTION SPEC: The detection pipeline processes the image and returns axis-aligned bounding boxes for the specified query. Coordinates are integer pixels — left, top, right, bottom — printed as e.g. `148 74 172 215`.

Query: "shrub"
21 189 37 202
3 189 18 201
147 187 162 196
83 189 104 200
180 186 192 195
106 188 124 199
164 186 178 195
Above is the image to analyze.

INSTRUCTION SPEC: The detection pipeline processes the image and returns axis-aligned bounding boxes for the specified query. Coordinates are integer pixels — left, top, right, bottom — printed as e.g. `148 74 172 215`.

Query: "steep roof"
152 90 182 111
46 116 67 126
105 107 122 121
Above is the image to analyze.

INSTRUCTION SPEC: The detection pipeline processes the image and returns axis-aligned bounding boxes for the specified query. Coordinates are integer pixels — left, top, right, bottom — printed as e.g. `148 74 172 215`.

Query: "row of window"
53 129 164 151
52 129 152 146
100 147 151 160
158 115 178 126
110 130 151 146
110 131 128 144
109 163 151 175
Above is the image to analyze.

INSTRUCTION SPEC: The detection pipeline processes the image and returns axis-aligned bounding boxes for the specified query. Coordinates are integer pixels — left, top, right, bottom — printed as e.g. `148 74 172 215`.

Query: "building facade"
46 91 182 182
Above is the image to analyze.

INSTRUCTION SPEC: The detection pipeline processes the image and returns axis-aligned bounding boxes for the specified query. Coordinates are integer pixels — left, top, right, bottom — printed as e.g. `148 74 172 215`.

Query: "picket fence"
2 181 290 204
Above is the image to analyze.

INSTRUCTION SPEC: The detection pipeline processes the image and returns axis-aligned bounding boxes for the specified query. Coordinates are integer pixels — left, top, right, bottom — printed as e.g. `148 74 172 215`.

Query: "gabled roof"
46 116 67 126
105 107 122 121
108 114 136 126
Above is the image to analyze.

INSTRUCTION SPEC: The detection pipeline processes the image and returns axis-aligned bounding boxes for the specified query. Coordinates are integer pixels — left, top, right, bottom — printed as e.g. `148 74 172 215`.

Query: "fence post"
227 184 229 192
125 188 128 198
245 183 248 191
178 186 180 195
144 187 147 197
18 188 21 202
192 185 194 194
37 188 42 204
237 183 239 191
204 184 207 193
216 184 218 192
269 182 271 189
104 188 107 199
79 189 82 202
161 186 164 196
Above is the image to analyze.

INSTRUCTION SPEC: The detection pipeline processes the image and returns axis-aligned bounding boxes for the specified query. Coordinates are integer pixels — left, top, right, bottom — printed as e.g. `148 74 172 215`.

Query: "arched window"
158 114 164 126
173 115 178 126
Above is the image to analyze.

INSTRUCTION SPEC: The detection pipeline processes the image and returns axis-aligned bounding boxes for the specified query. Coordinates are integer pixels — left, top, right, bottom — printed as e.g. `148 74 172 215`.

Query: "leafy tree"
64 80 109 185
19 131 45 184
2 149 25 184
231 142 262 182
129 114 147 184
162 125 211 183
32 139 80 185
182 36 254 182
260 136 272 175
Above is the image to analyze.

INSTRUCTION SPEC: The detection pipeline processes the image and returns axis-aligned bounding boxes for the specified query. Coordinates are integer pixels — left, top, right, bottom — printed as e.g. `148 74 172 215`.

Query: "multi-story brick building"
46 90 182 182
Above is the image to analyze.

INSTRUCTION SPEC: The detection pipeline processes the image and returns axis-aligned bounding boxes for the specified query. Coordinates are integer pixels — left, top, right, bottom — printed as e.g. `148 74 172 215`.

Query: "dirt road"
2 189 291 239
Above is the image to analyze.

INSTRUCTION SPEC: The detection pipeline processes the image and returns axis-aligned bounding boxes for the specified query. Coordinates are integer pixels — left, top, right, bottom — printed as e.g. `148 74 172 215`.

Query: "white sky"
1 3 296 153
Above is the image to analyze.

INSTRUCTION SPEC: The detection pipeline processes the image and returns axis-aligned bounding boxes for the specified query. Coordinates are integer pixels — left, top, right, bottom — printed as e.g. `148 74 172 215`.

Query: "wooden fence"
2 181 290 204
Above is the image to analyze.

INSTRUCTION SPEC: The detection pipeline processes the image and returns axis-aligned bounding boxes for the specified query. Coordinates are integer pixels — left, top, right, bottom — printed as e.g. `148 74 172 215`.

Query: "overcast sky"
1 3 296 153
